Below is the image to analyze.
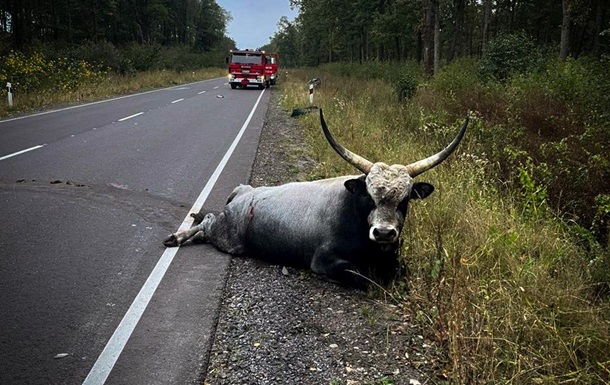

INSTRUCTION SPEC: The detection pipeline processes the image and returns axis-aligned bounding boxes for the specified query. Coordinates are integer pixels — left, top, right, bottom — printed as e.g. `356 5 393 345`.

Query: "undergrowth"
279 64 610 384
0 49 226 118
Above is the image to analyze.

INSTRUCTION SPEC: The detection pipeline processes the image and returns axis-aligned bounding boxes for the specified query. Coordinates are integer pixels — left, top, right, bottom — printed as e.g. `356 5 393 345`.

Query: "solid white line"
117 112 143 122
171 99 184 104
198 91 207 95
0 77 225 125
82 88 266 385
0 144 45 161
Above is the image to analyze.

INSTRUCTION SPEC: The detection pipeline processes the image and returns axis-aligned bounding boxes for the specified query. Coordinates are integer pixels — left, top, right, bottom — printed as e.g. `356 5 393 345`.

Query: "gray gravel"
204 89 435 385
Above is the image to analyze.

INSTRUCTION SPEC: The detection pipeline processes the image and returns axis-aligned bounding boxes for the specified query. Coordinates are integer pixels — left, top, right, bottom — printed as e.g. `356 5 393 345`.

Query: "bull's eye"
397 198 409 213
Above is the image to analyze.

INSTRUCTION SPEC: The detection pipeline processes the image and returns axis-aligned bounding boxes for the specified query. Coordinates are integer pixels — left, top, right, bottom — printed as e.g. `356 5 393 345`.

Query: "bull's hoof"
163 234 179 247
190 212 206 225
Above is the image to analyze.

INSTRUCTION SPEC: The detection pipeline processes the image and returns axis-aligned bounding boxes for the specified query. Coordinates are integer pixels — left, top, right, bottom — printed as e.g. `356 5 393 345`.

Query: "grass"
0 67 226 118
278 68 610 384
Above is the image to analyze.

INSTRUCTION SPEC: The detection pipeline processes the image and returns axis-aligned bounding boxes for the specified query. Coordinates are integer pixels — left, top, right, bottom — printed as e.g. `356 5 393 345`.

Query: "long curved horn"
406 116 469 178
320 109 373 174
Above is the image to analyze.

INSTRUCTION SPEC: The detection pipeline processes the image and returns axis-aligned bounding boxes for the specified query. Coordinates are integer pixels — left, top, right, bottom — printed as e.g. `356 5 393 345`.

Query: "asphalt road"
0 78 270 384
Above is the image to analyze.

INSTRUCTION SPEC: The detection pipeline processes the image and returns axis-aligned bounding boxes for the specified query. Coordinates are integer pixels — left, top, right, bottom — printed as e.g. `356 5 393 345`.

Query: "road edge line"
82 88 267 385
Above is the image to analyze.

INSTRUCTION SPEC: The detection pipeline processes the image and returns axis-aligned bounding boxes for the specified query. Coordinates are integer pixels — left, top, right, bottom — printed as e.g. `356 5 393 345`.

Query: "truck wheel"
230 83 237 89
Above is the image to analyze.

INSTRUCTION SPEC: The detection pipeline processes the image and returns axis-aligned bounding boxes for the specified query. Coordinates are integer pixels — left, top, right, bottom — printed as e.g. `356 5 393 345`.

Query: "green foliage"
479 33 543 82
0 50 106 93
280 65 610 385
393 70 418 100
72 40 124 71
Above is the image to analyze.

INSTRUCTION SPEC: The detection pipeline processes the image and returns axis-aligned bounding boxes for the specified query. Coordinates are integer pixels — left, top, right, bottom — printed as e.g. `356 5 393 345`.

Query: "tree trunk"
560 0 571 60
482 0 492 52
593 0 602 57
422 0 435 76
448 0 464 62
434 0 440 75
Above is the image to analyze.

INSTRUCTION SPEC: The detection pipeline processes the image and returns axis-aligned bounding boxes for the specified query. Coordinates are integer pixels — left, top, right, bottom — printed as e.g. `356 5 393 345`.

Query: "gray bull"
164 110 468 289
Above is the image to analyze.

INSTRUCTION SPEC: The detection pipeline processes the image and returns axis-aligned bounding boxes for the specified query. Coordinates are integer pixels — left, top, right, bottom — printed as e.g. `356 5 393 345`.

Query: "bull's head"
320 109 468 244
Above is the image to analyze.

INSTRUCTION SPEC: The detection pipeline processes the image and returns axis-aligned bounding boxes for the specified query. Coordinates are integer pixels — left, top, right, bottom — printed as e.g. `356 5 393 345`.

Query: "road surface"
0 78 270 384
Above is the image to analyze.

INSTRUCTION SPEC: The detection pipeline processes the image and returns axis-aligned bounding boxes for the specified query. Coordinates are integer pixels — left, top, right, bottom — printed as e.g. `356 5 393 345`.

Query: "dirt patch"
204 90 435 385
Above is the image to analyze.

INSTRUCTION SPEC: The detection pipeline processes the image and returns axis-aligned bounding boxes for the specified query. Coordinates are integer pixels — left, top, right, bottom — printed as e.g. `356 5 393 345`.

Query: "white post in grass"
309 83 314 106
7 82 13 107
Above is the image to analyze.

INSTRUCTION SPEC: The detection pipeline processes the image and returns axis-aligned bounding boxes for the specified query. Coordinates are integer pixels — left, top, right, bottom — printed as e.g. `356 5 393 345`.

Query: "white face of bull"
362 163 433 243
366 163 413 243
320 109 467 245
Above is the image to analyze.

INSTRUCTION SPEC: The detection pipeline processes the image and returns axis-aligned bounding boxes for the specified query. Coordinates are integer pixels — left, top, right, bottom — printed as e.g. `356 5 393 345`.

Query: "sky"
216 0 299 50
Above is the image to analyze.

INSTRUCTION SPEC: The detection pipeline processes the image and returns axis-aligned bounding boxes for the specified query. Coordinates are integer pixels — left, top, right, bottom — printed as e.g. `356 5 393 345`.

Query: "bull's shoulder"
226 184 254 204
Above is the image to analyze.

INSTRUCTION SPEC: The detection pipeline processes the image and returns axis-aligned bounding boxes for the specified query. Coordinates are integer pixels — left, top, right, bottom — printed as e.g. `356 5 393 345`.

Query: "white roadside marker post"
309 83 314 106
7 82 13 107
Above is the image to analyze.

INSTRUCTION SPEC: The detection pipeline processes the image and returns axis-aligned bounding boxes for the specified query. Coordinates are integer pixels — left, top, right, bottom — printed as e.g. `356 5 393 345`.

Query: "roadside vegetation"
0 0 233 117
0 45 226 118
279 51 610 384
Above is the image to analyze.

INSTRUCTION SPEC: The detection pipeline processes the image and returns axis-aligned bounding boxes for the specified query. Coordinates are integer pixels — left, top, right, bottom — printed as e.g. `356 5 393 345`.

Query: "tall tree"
560 0 572 60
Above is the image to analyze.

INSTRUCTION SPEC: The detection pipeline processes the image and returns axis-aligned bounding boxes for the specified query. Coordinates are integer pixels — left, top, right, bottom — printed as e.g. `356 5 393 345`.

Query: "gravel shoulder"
204 89 432 385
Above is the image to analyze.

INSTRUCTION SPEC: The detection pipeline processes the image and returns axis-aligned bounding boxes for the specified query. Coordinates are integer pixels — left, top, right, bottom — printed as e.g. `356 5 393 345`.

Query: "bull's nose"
371 226 398 243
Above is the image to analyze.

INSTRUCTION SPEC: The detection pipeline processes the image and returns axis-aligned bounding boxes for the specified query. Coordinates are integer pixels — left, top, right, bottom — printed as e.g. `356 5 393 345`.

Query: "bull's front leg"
163 224 203 247
163 212 216 247
310 247 369 290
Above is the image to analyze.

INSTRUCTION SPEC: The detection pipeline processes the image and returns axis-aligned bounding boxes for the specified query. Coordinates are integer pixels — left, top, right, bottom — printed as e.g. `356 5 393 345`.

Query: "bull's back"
233 179 353 267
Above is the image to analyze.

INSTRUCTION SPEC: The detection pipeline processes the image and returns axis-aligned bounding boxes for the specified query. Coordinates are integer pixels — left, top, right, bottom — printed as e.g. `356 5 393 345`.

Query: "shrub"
0 51 105 93
393 69 418 100
479 33 543 82
72 40 122 71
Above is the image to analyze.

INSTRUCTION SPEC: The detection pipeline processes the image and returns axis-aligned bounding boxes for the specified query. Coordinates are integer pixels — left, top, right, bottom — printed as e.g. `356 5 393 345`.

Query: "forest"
265 0 609 70
0 0 235 74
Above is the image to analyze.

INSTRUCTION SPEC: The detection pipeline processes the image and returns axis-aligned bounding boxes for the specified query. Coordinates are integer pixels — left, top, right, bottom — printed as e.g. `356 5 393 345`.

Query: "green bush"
123 43 161 71
393 69 418 100
0 50 105 93
72 40 122 71
479 33 543 82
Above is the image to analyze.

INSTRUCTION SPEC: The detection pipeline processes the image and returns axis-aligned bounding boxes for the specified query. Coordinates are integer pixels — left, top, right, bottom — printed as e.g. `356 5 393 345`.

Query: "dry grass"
279 69 610 384
0 67 226 118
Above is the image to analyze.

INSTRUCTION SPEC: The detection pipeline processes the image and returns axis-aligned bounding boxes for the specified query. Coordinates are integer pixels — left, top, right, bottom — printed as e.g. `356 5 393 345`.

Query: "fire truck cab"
227 49 275 89
264 53 279 85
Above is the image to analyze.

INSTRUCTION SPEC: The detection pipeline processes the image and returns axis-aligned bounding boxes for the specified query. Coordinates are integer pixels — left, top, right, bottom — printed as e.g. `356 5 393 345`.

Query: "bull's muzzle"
370 226 399 243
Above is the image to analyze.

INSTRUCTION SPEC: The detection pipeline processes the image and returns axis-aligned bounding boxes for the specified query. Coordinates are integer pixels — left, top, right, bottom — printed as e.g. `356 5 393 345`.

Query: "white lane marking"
82 88 267 385
213 86 219 89
223 83 228 85
0 77 225 125
198 91 207 95
0 144 45 161
117 112 143 122
171 99 184 104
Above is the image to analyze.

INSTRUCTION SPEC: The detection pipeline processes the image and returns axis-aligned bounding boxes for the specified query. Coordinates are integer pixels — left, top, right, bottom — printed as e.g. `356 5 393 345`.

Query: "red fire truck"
264 53 279 85
227 49 278 89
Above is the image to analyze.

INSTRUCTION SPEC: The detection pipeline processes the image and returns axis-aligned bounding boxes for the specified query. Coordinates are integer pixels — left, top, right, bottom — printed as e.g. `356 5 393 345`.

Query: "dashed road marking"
117 112 143 122
0 144 45 161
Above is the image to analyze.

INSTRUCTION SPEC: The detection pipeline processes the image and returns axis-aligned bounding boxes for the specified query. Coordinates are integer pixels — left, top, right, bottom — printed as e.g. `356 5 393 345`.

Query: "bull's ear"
411 182 434 200
344 176 366 195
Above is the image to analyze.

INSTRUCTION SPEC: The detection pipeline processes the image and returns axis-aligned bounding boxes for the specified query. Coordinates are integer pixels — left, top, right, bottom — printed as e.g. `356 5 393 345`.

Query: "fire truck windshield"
230 54 263 64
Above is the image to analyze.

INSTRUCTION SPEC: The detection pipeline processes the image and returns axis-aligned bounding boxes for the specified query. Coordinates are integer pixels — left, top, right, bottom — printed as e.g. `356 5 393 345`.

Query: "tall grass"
0 49 226 118
0 67 226 118
279 67 610 384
